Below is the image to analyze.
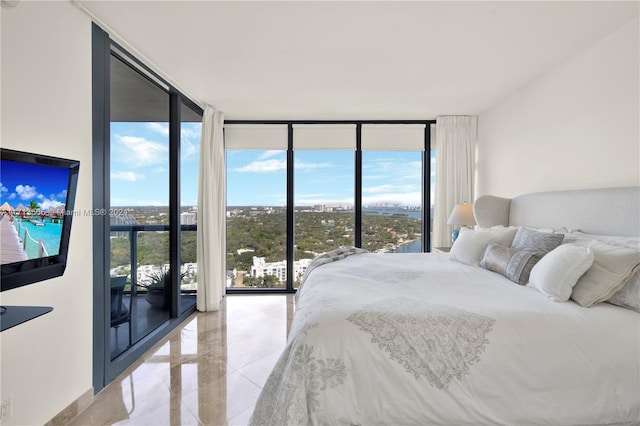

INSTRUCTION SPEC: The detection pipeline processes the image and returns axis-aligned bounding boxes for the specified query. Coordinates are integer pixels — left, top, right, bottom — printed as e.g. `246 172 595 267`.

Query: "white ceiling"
79 1 638 120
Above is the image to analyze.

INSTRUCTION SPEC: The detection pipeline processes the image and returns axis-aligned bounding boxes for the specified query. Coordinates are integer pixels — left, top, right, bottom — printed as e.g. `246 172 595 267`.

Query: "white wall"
477 17 639 198
0 2 93 425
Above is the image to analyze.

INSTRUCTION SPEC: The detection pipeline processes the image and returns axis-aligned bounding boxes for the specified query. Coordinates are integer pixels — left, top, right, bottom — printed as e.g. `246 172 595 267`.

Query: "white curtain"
197 105 225 311
433 116 477 247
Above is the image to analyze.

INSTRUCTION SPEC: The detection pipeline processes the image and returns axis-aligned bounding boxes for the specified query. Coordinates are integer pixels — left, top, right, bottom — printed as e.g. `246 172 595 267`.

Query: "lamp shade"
447 203 476 226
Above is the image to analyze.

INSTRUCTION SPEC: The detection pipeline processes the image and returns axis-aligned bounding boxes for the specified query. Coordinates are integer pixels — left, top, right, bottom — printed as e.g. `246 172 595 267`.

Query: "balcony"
109 224 197 360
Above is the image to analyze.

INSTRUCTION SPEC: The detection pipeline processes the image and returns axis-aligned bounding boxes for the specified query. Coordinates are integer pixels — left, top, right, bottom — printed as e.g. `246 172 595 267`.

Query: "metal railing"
109 224 197 296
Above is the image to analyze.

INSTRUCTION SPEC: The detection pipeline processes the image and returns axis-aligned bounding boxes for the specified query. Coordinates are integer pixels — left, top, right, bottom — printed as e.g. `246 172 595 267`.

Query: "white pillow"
571 240 640 308
529 244 594 302
449 227 518 267
563 231 640 251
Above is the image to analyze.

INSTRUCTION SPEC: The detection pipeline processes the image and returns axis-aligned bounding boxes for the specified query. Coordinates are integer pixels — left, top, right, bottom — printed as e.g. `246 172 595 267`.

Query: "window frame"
92 23 203 392
225 120 435 293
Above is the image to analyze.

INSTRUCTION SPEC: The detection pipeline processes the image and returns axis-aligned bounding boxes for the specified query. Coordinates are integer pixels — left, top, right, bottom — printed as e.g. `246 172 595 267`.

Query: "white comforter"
250 253 640 426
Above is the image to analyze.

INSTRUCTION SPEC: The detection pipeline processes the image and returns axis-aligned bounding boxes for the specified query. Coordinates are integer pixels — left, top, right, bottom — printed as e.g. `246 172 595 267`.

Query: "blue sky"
110 122 201 206
0 160 69 211
109 122 436 207
227 150 436 207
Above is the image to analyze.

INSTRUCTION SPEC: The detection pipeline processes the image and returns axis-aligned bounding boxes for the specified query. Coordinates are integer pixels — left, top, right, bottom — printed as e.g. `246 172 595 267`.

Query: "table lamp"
447 202 476 243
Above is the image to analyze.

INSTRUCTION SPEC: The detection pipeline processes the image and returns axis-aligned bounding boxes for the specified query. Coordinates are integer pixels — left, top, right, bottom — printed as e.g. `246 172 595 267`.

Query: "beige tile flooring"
71 295 294 426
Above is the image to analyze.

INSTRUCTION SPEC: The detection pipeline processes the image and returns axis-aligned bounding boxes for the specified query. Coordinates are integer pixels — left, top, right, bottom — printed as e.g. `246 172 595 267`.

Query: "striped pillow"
511 227 564 256
481 243 539 285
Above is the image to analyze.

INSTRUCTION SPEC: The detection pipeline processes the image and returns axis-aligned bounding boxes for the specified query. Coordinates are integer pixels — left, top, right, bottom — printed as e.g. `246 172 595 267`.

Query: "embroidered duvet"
249 253 640 426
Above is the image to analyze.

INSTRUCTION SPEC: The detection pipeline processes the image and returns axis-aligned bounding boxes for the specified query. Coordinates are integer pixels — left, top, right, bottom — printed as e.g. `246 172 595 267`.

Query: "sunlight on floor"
71 295 294 425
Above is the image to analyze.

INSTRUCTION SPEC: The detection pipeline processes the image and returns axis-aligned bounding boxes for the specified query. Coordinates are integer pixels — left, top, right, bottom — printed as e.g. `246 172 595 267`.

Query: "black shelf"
0 306 53 332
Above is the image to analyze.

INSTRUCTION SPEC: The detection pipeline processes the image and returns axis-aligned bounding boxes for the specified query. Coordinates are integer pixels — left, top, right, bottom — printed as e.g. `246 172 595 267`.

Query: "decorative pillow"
449 227 518 267
607 270 640 312
478 225 568 234
511 227 564 256
529 244 594 302
480 243 539 285
477 225 517 232
563 231 640 251
571 240 640 308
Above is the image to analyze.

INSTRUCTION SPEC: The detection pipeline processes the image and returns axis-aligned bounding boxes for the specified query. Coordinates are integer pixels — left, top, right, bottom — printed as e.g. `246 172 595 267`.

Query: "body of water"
362 207 423 220
363 207 432 253
13 218 63 258
389 238 422 253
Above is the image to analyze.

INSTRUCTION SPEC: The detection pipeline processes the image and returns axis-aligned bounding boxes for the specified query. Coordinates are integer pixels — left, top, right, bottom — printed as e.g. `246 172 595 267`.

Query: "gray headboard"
474 186 640 237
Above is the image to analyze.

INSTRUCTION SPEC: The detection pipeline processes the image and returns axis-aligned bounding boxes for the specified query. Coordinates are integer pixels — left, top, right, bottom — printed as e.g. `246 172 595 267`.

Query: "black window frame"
92 23 203 393
225 120 435 294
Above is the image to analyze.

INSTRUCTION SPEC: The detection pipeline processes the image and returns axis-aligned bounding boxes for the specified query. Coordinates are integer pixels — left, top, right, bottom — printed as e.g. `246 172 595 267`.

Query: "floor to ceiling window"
361 124 425 253
93 24 202 391
224 121 434 292
225 125 288 289
293 125 355 288
109 53 171 359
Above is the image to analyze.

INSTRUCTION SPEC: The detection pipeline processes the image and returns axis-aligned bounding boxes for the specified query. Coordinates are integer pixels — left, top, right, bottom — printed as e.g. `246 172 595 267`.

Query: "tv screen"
0 148 80 291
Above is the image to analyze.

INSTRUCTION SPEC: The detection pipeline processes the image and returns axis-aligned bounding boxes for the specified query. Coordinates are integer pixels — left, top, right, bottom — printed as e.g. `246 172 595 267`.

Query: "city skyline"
109 122 436 207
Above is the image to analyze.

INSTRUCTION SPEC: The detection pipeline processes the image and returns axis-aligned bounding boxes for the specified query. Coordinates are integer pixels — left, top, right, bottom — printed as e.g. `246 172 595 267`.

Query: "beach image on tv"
0 159 71 265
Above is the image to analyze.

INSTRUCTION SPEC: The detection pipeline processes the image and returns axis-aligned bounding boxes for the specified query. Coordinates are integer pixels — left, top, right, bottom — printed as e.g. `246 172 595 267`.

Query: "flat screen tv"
0 148 80 291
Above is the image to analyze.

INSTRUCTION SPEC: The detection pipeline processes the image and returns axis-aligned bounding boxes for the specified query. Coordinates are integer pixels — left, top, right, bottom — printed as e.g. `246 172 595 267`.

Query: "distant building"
180 211 197 225
251 256 312 283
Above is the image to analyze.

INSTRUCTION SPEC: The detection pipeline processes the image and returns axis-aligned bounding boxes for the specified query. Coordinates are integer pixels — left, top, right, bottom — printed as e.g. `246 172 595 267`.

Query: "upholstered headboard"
474 187 640 237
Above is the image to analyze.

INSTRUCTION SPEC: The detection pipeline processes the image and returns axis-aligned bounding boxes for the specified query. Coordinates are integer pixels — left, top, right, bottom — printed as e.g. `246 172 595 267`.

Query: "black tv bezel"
0 148 80 292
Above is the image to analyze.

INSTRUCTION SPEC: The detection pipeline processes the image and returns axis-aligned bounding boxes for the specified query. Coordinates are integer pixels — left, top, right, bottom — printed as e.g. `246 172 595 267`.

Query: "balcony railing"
110 224 197 296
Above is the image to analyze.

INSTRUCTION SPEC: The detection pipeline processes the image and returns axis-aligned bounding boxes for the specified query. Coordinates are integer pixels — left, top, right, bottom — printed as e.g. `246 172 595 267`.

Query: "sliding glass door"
93 24 203 391
109 54 172 359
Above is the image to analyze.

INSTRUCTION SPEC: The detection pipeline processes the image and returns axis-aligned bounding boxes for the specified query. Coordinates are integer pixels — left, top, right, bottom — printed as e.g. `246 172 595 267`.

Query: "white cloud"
147 122 169 136
235 159 286 173
15 184 38 200
363 184 417 194
258 150 284 160
295 193 354 205
40 199 65 211
181 125 201 161
294 160 332 171
0 182 7 197
117 135 168 166
112 171 145 182
181 126 200 140
363 191 421 206
181 139 197 161
57 190 68 199
364 161 422 184
296 193 331 199
8 193 16 200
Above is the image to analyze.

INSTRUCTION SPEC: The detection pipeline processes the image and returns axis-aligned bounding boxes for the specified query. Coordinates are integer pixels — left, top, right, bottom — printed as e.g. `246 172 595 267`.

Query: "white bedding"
249 253 640 426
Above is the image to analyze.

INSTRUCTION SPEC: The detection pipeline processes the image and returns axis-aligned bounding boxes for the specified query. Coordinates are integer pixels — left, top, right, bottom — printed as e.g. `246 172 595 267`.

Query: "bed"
249 187 640 426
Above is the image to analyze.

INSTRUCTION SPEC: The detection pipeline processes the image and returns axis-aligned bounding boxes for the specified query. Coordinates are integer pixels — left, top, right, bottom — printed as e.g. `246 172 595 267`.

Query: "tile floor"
71 294 294 426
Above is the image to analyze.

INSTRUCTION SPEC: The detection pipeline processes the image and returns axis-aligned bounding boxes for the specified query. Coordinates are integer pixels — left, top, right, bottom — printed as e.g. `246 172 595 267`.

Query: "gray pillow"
607 270 640 312
511 227 564 256
481 243 539 285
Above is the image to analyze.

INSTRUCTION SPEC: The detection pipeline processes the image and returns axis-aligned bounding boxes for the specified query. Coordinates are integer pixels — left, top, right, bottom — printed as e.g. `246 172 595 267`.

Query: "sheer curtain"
433 116 478 247
197 105 225 311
